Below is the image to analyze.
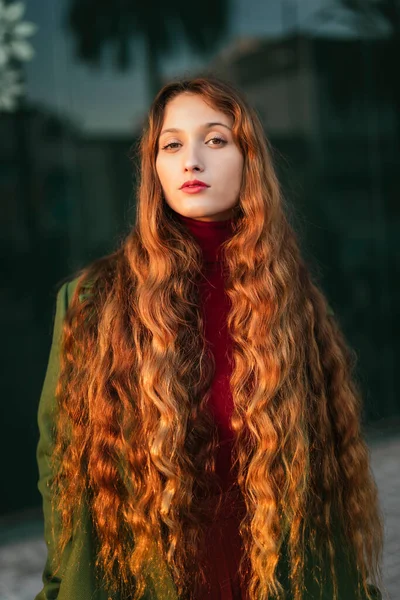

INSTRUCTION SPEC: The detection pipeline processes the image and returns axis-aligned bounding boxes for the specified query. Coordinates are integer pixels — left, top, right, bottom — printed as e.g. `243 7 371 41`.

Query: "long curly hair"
49 76 384 600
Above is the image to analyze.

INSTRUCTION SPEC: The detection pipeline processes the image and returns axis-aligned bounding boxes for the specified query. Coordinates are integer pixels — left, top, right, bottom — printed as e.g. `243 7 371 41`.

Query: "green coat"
35 278 383 600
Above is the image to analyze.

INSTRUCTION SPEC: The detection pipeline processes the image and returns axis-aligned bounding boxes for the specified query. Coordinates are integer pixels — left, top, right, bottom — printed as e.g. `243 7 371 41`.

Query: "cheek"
156 157 169 190
220 153 243 189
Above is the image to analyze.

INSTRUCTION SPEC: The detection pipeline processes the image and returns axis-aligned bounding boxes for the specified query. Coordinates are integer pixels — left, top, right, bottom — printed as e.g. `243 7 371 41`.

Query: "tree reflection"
65 0 232 98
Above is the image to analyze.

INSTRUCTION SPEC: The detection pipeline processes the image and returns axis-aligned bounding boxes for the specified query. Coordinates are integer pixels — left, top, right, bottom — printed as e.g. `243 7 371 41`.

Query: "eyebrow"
160 122 232 136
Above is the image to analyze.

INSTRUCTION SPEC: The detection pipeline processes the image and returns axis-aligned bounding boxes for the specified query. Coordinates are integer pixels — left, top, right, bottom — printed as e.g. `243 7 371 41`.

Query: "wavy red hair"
49 76 384 600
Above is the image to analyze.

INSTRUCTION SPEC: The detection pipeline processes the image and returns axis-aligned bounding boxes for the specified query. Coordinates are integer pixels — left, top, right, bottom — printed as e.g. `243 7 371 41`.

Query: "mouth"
180 179 210 190
184 184 207 188
180 184 209 194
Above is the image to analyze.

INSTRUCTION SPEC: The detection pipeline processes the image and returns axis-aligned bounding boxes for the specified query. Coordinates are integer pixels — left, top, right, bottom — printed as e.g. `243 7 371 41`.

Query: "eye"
160 136 227 151
161 141 181 151
206 137 227 147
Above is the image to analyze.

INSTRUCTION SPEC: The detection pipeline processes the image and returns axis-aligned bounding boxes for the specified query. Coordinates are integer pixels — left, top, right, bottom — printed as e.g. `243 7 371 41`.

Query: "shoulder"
327 304 334 317
59 251 122 313
61 275 95 310
66 277 80 305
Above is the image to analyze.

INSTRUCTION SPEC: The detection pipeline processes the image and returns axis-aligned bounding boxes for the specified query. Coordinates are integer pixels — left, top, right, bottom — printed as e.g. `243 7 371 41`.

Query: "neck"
172 210 234 264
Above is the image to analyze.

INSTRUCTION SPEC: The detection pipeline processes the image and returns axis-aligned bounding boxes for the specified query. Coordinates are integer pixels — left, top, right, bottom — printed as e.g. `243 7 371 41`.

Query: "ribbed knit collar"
173 210 234 264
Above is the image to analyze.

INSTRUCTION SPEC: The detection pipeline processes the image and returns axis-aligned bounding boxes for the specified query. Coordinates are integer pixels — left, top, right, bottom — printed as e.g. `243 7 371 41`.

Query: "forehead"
161 93 232 129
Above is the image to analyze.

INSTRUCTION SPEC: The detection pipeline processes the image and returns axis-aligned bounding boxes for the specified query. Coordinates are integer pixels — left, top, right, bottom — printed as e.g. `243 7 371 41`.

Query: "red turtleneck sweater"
173 211 250 600
174 211 237 490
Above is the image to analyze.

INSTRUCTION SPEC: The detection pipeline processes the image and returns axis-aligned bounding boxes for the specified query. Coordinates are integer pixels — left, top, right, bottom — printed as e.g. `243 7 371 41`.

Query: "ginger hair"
49 76 384 600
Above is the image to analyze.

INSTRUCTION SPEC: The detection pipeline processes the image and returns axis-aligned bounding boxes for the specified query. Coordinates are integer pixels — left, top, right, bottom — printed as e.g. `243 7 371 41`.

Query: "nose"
183 144 204 173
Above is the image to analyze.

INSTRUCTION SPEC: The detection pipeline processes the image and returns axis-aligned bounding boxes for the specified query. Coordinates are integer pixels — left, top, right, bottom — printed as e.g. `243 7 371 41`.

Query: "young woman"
35 76 384 600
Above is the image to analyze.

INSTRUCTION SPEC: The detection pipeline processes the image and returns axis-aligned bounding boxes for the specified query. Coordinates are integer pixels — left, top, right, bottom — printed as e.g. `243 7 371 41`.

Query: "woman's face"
155 93 244 222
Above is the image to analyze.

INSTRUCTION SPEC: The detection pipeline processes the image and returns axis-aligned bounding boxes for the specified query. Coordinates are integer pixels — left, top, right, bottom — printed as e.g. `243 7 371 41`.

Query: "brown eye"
206 137 226 146
162 142 181 150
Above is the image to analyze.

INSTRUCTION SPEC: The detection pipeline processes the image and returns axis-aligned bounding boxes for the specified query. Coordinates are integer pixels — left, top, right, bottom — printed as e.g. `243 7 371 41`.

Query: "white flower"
0 1 38 68
0 64 24 111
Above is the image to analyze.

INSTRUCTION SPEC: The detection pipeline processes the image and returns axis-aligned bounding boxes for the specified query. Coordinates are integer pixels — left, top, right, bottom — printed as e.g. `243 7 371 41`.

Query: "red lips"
180 179 209 189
